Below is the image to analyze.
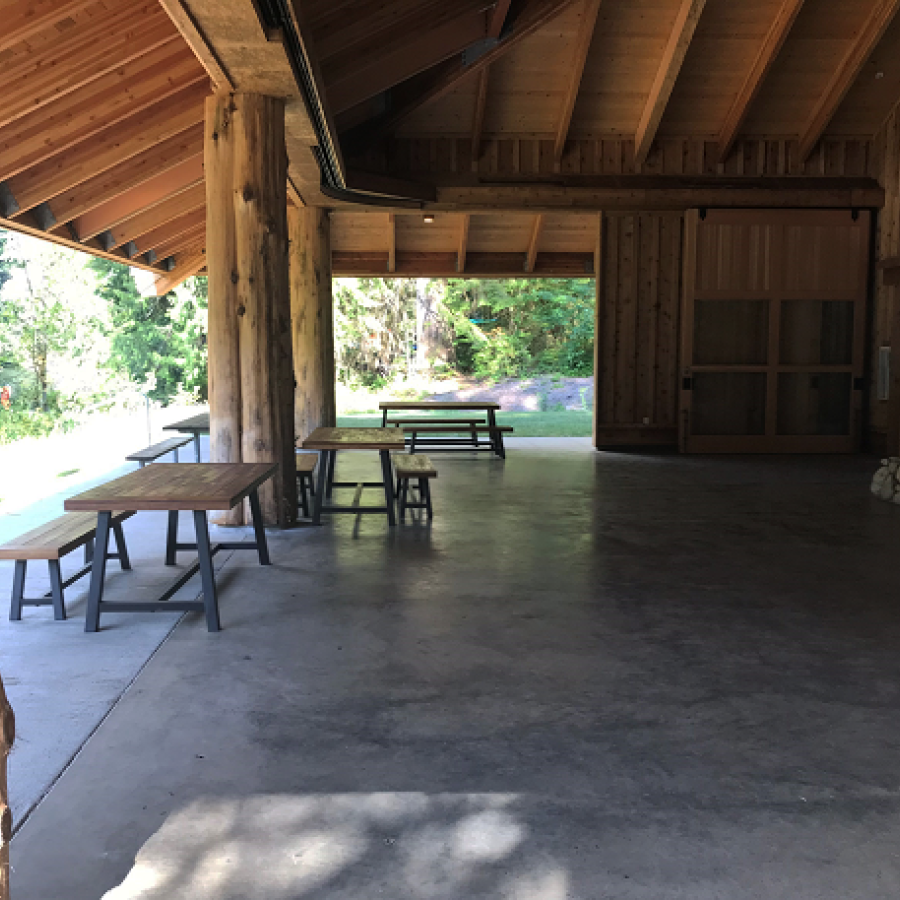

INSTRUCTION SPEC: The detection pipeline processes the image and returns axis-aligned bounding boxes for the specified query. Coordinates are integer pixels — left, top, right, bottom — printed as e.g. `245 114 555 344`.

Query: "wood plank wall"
355 137 874 179
594 213 683 447
871 107 900 454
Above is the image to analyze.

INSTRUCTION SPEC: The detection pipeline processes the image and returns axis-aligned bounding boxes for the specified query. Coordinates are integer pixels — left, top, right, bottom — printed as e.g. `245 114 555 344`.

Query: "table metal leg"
48 559 66 620
313 451 328 524
112 523 131 571
192 510 221 632
247 489 271 565
381 410 388 426
488 409 506 459
380 450 397 526
193 433 201 463
9 561 26 621
165 509 178 565
326 450 336 498
85 511 112 632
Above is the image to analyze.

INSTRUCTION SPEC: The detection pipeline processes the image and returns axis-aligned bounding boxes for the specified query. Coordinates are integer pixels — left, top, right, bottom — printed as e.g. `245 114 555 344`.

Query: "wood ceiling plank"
158 0 233 90
107 181 206 249
0 1 176 130
635 0 708 168
0 40 206 182
525 213 544 272
7 84 208 214
48 126 203 228
74 157 204 241
471 68 490 170
717 0 805 162
553 0 603 167
458 212 470 272
798 0 900 160
327 10 488 113
152 223 206 261
0 0 97 55
135 206 206 256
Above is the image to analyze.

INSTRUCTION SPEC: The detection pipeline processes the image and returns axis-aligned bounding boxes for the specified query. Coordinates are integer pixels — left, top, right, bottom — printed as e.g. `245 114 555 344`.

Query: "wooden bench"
401 424 513 457
392 453 437 521
126 436 193 467
295 452 318 517
1 511 134 621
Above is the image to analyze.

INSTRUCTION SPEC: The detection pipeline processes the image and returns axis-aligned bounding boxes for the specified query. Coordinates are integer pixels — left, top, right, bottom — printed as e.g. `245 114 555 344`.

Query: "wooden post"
205 93 243 525
290 206 335 441
0 673 14 900
205 92 296 527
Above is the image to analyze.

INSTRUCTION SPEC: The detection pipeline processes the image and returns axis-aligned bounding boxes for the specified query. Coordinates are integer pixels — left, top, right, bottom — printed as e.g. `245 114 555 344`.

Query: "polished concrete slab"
9 446 900 899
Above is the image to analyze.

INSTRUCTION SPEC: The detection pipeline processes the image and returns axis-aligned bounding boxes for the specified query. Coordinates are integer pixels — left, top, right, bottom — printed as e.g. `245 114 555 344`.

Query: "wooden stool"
391 453 437 521
296 452 318 517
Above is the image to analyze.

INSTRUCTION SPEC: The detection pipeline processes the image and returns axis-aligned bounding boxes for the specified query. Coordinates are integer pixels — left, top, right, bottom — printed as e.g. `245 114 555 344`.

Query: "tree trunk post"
290 206 335 441
205 92 297 527
0 672 14 900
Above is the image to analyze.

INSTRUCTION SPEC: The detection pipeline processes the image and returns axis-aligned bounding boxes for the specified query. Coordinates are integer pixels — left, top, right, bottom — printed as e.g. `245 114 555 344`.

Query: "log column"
0 673 14 900
290 207 336 441
205 93 297 527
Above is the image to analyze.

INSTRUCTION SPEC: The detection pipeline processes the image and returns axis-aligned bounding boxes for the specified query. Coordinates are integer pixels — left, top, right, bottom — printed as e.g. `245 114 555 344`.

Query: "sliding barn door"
680 210 870 453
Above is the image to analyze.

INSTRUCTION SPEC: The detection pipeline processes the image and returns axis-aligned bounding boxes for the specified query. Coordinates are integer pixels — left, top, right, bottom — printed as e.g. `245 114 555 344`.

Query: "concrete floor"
7 444 900 899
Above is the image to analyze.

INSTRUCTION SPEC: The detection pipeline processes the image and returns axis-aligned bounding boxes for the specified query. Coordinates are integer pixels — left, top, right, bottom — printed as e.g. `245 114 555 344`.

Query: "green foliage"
89 259 208 404
442 278 595 379
0 408 75 445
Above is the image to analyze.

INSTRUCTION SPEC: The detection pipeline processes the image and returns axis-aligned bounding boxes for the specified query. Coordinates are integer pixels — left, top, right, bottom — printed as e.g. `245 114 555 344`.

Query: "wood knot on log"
0 708 12 748
242 186 254 203
237 305 246 317
230 270 239 285
0 806 10 843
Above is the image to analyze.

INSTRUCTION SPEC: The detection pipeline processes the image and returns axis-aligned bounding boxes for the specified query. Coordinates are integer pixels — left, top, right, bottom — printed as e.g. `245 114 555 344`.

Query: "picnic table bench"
380 401 509 458
127 436 193 467
392 453 437 521
2 511 134 621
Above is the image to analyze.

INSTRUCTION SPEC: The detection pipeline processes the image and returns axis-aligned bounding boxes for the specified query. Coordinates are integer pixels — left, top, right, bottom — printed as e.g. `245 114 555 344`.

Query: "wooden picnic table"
163 412 210 462
65 463 276 632
300 427 405 526
379 400 507 458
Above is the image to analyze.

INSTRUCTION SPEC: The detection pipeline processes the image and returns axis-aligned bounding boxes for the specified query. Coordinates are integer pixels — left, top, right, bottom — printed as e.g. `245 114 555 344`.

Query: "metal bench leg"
165 510 178 565
248 488 271 566
398 478 408 521
488 409 505 459
174 447 179 463
298 472 309 517
326 450 336 498
380 450 397 526
48 559 66 621
9 560 26 621
85 511 111 633
193 433 201 463
312 451 328 525
192 510 221 632
112 522 131 571
421 478 434 520
84 539 94 565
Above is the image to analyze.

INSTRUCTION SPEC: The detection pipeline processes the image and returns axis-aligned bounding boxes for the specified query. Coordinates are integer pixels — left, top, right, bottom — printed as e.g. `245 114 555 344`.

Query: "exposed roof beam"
136 207 206 256
388 213 396 273
74 157 205 242
7 85 208 214
525 214 544 272
152 224 206 262
109 182 206 249
0 2 178 131
155 251 207 295
798 0 900 161
48 126 203 228
718 0 805 162
471 69 490 172
326 10 488 113
159 0 234 90
0 0 96 55
488 0 514 38
634 0 708 168
335 250 593 278
553 0 603 168
360 0 579 137
457 213 470 273
0 41 205 182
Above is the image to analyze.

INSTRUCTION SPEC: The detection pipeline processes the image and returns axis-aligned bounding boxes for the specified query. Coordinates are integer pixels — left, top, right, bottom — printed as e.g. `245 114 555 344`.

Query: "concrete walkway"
7 444 900 899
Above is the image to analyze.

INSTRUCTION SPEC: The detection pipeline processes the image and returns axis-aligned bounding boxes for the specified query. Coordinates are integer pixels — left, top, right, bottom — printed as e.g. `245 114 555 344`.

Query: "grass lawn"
336 410 592 437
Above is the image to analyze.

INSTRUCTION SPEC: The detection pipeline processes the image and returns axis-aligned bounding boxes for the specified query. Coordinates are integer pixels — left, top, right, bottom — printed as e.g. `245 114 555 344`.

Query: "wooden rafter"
0 41 205 183
152 223 206 261
634 0 708 168
471 69 490 172
388 213 396 272
6 84 208 215
48 125 204 228
553 0 603 168
155 251 207 295
75 158 205 242
137 207 206 256
798 0 900 161
488 0 514 38
109 182 206 249
158 0 234 90
525 214 544 272
363 0 579 137
717 0 805 162
458 213 470 273
0 0 97 55
0 1 177 131
335 250 592 278
326 10 488 113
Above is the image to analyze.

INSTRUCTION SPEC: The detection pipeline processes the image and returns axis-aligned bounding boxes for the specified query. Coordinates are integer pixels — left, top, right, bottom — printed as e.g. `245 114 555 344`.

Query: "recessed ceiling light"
423 213 435 224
